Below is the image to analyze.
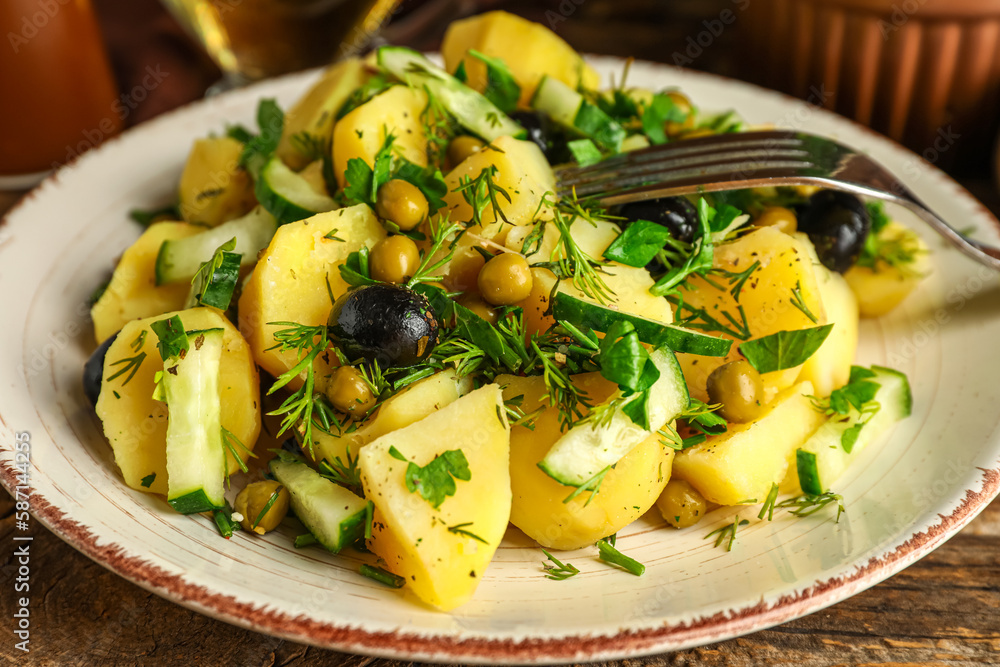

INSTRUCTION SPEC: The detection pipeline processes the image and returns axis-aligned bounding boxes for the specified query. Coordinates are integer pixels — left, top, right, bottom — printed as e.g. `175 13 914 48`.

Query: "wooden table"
3 0 1000 663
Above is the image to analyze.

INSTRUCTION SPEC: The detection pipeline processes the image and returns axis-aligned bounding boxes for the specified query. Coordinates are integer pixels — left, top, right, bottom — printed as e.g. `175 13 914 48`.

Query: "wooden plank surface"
2 0 1000 663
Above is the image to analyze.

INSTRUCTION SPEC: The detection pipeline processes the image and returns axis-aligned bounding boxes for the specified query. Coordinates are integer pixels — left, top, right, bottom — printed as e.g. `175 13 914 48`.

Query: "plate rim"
2 56 1000 663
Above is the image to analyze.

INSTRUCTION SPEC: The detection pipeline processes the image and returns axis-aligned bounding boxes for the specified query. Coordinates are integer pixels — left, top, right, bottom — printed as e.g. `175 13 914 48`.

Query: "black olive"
615 196 699 273
798 190 871 273
83 332 118 407
327 284 438 368
508 111 572 165
617 196 699 244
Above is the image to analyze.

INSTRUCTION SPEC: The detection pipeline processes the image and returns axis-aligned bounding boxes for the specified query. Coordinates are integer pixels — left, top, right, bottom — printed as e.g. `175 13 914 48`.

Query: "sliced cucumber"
161 328 227 514
155 207 278 285
552 292 732 357
377 46 525 142
530 76 626 151
269 455 368 553
255 157 337 225
538 348 689 487
785 366 912 493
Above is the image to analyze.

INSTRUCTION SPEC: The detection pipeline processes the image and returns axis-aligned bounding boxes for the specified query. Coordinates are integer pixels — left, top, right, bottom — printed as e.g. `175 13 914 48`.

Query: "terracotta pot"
740 0 1000 173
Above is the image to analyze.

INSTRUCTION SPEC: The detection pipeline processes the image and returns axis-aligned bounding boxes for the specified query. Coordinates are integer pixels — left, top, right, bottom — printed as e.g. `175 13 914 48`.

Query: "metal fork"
556 129 1000 271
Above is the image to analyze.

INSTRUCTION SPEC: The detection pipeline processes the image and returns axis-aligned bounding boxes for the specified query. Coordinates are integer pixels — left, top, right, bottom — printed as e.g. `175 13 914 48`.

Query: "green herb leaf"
189 237 242 310
390 446 471 509
453 164 511 226
150 315 190 360
562 465 611 507
453 60 467 83
336 73 396 120
541 548 580 580
213 502 241 538
603 219 674 267
650 198 715 295
758 482 780 521
776 491 844 521
827 366 880 415
294 533 319 548
343 133 397 208
596 538 645 576
641 93 686 145
705 516 749 551
360 564 405 588
140 472 156 488
318 445 364 497
567 138 603 167
796 448 824 495
226 124 254 144
339 246 376 287
264 322 331 452
239 99 284 176
867 200 891 235
468 49 521 114
447 522 488 544
596 321 658 393
841 422 864 454
393 160 448 214
129 203 180 227
251 485 285 529
682 398 727 435
790 280 819 323
738 324 834 373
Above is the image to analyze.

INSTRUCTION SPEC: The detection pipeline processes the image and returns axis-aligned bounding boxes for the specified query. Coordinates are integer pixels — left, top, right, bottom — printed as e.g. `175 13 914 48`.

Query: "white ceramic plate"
2 57 1000 664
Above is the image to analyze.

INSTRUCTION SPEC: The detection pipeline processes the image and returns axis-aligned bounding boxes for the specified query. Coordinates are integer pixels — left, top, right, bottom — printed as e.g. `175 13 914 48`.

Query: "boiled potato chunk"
310 370 472 465
95 307 261 496
277 58 368 170
442 11 600 107
511 215 670 335
844 222 929 317
238 205 385 388
332 85 428 189
91 222 202 344
677 227 827 403
178 137 256 226
440 136 555 230
500 373 674 551
360 385 511 611
673 381 825 506
799 267 858 397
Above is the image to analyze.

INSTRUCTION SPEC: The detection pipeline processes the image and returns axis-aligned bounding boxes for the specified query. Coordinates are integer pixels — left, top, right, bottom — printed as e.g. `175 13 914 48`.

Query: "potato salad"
84 11 927 611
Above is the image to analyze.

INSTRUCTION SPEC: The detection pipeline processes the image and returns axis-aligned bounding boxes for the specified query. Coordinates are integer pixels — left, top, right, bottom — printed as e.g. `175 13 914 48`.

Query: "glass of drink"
0 0 123 188
160 0 402 88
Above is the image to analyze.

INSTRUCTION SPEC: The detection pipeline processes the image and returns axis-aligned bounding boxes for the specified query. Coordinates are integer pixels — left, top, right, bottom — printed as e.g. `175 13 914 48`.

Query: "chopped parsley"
388 446 471 509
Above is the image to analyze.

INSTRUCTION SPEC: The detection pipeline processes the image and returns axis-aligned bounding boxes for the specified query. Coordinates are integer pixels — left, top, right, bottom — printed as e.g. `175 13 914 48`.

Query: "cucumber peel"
552 292 732 357
160 327 227 514
788 366 912 494
269 455 368 553
256 157 337 225
538 348 688 487
377 46 525 142
531 75 625 151
155 207 277 285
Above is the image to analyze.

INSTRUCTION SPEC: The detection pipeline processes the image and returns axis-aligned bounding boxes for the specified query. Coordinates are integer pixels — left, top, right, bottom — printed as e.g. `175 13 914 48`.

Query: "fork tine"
561 155 816 198
557 130 807 179
554 128 1000 272
558 147 814 192
584 167 820 204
